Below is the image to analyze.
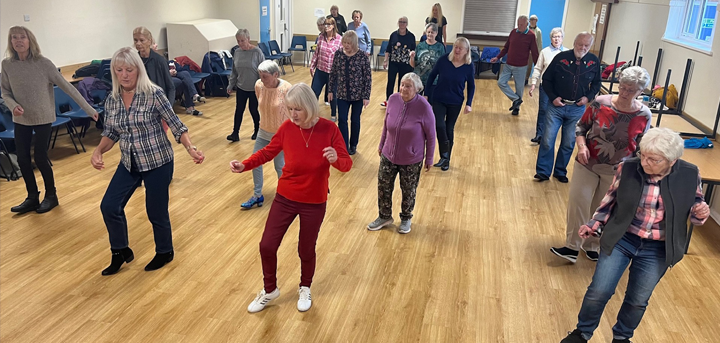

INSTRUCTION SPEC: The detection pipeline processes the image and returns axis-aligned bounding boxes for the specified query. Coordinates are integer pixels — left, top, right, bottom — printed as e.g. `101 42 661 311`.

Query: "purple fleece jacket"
379 93 436 166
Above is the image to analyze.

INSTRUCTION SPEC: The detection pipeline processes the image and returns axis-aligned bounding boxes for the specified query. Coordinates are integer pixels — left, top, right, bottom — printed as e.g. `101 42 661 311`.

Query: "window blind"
463 0 519 36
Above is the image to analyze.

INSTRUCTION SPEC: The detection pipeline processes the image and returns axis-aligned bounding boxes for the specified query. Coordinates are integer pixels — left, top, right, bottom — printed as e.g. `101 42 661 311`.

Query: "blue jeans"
172 71 199 108
101 161 174 253
576 233 667 341
534 85 549 138
252 136 284 197
336 99 363 149
311 70 336 117
497 64 528 102
535 103 585 177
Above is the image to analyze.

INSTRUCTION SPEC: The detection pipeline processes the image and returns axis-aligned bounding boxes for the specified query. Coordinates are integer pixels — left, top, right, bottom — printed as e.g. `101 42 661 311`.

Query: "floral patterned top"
328 49 372 101
575 95 652 174
387 30 416 64
413 41 446 86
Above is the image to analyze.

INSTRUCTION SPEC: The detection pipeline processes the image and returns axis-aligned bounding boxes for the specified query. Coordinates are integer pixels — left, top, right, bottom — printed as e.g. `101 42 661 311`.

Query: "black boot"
434 141 450 168
441 141 453 171
36 194 59 213
11 193 40 214
226 132 240 142
102 247 134 275
145 251 174 271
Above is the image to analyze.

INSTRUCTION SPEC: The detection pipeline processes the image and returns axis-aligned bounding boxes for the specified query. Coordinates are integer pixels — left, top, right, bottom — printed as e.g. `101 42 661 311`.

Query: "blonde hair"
132 26 155 45
109 47 159 99
285 83 320 125
429 3 444 22
448 37 471 65
341 31 359 53
5 26 42 61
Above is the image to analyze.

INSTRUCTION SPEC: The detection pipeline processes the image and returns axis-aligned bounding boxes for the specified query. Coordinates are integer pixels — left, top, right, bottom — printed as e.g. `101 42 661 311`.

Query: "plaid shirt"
103 88 188 172
587 162 706 240
310 34 342 73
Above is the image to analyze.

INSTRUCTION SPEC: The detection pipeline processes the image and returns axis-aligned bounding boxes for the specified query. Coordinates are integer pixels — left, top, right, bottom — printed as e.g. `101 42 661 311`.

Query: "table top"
683 147 720 183
61 69 84 84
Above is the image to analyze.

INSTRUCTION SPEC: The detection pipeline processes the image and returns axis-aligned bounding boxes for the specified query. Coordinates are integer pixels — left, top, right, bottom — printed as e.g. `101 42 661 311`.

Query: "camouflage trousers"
377 155 423 221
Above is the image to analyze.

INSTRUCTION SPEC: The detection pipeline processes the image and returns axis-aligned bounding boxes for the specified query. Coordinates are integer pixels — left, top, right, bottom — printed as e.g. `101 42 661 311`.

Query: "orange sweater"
255 79 291 134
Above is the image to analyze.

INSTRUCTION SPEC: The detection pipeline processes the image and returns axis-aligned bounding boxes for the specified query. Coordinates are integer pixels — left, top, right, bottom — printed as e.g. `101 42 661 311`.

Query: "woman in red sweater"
230 83 352 313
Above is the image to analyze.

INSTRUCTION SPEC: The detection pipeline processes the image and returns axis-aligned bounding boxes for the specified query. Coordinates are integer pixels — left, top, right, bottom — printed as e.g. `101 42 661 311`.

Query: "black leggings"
432 102 463 144
386 62 414 100
14 123 55 197
233 89 260 134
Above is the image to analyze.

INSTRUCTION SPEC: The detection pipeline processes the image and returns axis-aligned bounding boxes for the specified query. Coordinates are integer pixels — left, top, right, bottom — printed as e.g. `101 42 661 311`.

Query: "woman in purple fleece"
367 73 436 234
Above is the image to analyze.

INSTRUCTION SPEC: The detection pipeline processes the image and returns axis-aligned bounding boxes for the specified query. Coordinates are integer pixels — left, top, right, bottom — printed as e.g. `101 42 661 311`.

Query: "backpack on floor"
201 52 230 97
0 151 21 180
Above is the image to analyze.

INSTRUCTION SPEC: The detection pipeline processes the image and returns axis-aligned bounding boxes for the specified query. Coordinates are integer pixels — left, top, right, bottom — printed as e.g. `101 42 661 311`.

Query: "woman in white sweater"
1 26 98 214
529 27 566 144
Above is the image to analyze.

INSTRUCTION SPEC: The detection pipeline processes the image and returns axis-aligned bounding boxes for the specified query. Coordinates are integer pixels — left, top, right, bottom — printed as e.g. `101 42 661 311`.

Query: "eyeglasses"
637 152 665 165
618 85 642 94
551 35 563 39
324 23 333 26
398 21 408 24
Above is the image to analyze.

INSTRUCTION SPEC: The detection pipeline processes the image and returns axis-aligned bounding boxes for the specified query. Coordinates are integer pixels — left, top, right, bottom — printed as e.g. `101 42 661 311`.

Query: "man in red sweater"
491 15 540 115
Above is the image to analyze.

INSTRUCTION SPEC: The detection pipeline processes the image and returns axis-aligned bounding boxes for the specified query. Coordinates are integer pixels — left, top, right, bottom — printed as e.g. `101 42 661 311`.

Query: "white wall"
212 0 261 42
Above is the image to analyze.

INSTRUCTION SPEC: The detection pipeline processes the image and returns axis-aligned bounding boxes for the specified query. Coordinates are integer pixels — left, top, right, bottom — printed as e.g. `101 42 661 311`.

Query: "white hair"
639 127 684 162
618 66 651 91
518 15 529 22
574 32 595 45
235 29 250 39
258 60 281 75
401 73 424 92
550 27 564 38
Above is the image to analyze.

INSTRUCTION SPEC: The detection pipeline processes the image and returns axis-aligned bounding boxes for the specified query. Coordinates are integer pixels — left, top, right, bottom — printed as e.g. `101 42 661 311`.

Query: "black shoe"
36 194 59 213
530 136 541 143
509 99 523 111
512 108 519 116
433 158 447 167
251 131 258 140
550 247 579 263
227 133 240 142
534 174 549 182
560 329 587 343
440 159 450 171
10 196 40 214
554 175 569 183
584 250 599 262
145 251 174 271
611 339 632 343
101 248 134 275
348 146 356 155
434 140 450 168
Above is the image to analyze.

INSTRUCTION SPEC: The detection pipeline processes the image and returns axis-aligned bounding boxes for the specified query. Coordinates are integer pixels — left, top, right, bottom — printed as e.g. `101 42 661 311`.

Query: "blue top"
348 22 372 54
425 53 476 106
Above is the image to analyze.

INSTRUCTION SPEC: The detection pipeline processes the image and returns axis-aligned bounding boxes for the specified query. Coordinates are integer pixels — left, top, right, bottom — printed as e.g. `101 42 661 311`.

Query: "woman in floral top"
382 16 416 106
310 17 342 120
550 66 652 263
410 23 445 94
328 31 371 155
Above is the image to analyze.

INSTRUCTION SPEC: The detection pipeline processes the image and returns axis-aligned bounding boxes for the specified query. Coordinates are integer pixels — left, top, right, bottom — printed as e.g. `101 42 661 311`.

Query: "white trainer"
297 286 312 312
247 288 280 313
367 217 393 231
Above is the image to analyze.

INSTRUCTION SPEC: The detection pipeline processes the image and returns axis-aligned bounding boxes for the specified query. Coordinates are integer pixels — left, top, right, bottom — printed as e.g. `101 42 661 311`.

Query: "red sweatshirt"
497 29 540 67
242 118 352 204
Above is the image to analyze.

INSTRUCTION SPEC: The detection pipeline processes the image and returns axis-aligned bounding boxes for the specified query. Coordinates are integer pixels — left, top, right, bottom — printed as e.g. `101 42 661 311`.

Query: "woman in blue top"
347 10 372 56
425 37 475 171
409 23 445 94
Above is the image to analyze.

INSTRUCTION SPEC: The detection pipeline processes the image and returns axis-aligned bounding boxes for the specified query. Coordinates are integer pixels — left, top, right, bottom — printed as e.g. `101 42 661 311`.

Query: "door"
590 2 612 59
528 0 567 49
274 0 291 50
259 0 271 43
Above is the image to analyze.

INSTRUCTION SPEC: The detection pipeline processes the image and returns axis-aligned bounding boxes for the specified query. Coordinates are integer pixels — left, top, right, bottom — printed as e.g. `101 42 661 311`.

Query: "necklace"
299 124 316 148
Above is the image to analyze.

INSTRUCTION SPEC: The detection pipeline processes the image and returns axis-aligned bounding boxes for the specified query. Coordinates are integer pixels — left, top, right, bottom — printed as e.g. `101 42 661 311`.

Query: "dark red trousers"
260 194 327 293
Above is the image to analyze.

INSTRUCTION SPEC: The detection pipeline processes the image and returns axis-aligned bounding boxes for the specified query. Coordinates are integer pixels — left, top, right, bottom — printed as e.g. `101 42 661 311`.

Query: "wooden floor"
2 65 719 343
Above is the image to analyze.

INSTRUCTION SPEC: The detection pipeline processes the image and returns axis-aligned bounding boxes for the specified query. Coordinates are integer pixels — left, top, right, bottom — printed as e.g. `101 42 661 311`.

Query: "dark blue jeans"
576 233 667 341
101 160 174 253
534 85 549 138
311 70 336 117
336 99 363 149
535 103 585 177
172 71 198 108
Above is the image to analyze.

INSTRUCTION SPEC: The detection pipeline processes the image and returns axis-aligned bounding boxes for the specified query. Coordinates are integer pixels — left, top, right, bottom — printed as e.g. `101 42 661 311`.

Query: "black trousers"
432 101 463 144
386 62 414 100
234 89 260 134
15 123 54 197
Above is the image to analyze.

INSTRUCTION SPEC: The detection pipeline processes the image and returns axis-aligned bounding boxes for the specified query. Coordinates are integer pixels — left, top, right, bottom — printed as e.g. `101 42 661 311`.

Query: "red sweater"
242 118 352 204
497 29 540 67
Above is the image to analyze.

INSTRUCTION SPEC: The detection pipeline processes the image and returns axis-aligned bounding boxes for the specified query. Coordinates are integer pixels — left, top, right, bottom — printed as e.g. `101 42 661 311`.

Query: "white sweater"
530 45 567 86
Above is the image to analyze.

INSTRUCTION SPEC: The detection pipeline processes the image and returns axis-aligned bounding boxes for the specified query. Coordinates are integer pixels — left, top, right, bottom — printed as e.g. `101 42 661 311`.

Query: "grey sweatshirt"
227 47 265 92
1 56 95 126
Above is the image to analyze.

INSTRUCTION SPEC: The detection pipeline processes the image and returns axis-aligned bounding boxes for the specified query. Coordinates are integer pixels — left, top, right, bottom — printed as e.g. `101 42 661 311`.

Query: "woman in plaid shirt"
560 127 710 343
91 47 205 276
310 17 342 121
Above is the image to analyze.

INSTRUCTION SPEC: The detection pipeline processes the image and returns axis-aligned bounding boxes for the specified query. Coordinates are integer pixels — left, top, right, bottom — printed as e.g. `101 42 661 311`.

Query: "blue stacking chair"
375 40 389 71
445 44 453 54
53 87 86 153
269 40 294 73
0 110 20 180
288 36 308 67
258 42 285 73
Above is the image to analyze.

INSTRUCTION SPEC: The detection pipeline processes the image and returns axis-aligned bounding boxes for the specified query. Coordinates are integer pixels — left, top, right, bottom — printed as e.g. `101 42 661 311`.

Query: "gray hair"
518 15 529 22
618 66 651 90
575 31 595 45
399 16 409 23
235 29 250 40
550 27 564 38
317 17 326 26
425 22 438 33
258 60 281 75
639 127 684 162
401 73 424 92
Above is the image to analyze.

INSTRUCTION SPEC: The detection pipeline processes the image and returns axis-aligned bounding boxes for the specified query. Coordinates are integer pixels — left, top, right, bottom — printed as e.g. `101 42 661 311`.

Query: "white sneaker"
297 286 312 312
398 219 411 234
247 288 280 313
324 102 330 106
367 217 393 231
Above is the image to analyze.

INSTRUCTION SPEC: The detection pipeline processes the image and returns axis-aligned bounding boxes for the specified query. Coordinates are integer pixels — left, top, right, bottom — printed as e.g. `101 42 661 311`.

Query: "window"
664 0 718 54
463 0 519 36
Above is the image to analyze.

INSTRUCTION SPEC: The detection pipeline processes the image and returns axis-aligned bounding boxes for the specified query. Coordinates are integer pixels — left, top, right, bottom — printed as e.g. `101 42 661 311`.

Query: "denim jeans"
336 99 363 149
101 161 174 253
252 136 284 197
172 71 199 108
576 233 667 341
535 103 585 177
311 70 337 117
497 64 528 102
534 84 549 138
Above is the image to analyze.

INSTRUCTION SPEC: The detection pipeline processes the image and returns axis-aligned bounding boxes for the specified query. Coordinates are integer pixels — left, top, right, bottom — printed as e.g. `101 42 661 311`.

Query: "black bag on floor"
0 151 21 180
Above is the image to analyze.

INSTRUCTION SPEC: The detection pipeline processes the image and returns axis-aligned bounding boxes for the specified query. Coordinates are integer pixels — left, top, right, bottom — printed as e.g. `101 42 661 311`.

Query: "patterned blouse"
328 49 372 101
310 34 342 74
575 95 652 173
413 41 446 86
103 88 188 172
